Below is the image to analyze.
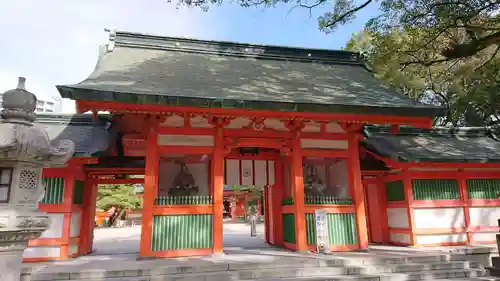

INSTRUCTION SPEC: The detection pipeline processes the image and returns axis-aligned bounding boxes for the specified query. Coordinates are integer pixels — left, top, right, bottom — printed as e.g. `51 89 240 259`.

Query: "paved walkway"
91 222 268 255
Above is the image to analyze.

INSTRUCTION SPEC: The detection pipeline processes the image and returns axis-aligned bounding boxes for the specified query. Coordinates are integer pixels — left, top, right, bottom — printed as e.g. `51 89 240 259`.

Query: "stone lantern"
0 78 75 281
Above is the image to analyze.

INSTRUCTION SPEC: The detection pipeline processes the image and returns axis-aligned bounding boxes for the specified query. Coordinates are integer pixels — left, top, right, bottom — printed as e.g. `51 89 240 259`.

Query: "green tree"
96 184 142 211
345 29 500 126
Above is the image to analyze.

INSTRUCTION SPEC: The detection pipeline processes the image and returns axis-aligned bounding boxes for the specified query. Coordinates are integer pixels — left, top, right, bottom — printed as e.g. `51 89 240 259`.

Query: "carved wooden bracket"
209 115 234 128
280 139 293 156
339 122 364 133
142 114 167 136
222 137 294 156
283 118 306 132
244 117 266 131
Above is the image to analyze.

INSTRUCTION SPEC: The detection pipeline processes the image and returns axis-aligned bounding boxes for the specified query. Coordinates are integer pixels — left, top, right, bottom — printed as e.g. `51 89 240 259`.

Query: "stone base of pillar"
0 230 43 281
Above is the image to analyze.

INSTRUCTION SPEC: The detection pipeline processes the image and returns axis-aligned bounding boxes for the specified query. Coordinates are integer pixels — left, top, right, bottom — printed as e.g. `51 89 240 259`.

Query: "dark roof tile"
34 113 112 157
363 126 500 163
56 30 444 118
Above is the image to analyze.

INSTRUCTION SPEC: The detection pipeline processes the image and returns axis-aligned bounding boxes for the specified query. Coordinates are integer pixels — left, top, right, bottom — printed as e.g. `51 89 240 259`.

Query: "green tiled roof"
56 30 444 118
35 113 112 157
363 125 500 163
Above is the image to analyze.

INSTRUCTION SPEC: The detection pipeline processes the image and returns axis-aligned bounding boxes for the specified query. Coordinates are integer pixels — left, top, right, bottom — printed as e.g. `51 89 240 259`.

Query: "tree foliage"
96 184 142 211
345 29 500 126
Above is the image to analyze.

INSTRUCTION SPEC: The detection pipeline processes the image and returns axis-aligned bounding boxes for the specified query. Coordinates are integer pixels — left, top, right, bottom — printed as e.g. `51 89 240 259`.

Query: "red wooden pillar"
79 180 98 255
139 128 159 257
60 171 76 259
458 170 472 243
348 136 369 249
377 175 390 244
291 137 307 252
212 126 224 254
273 157 284 246
263 185 270 243
402 169 416 246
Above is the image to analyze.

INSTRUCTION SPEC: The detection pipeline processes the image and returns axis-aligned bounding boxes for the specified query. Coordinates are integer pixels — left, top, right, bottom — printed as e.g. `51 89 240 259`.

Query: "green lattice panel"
41 178 64 204
155 196 213 205
306 214 316 245
412 179 460 200
282 214 296 244
304 196 352 205
72 180 85 204
151 214 213 251
467 179 500 199
305 213 358 246
385 181 405 201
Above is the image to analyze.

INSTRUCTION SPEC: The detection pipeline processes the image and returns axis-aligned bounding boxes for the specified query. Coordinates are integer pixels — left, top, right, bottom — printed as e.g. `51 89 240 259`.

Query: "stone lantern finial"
1 77 38 123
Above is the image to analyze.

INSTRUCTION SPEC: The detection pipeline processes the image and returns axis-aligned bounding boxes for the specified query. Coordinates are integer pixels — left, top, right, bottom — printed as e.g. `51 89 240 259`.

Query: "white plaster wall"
469 207 500 227
157 161 209 196
300 139 348 149
38 213 64 239
326 122 345 133
70 212 81 238
224 160 273 187
414 208 465 229
190 116 211 128
263 119 288 131
158 135 214 146
241 160 253 186
415 234 467 245
226 117 251 129
326 160 349 197
472 232 497 242
389 233 411 244
267 160 275 185
161 115 183 127
387 208 409 228
23 246 60 258
254 160 268 187
226 159 239 186
302 122 321 132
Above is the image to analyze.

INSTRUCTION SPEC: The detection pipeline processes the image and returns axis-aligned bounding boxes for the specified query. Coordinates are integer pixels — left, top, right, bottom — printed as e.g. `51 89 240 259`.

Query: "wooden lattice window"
0 168 13 203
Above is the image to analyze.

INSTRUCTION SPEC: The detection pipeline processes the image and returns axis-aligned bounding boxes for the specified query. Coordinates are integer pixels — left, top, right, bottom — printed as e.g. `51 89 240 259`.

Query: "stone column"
0 77 75 281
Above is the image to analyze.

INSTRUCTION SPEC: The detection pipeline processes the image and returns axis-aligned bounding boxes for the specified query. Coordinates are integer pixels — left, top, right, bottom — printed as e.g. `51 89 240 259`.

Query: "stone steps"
23 253 492 281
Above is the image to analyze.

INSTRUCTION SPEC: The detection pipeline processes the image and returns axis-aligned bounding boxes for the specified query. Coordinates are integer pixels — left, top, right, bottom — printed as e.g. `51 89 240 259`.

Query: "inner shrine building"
20 30 500 262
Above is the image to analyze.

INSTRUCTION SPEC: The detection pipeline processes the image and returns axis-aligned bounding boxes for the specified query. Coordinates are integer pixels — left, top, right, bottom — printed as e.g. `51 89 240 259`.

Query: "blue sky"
0 0 379 113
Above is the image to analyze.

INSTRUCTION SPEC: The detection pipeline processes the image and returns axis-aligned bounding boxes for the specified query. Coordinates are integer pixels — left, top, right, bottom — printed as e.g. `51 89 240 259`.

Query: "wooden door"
364 183 384 244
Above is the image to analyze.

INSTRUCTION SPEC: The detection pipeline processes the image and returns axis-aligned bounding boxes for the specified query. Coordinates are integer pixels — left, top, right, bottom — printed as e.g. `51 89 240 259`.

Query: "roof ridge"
106 29 364 65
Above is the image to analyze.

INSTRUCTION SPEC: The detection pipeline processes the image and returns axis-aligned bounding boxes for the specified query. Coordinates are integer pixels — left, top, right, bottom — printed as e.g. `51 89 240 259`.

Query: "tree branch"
323 0 374 28
475 45 500 71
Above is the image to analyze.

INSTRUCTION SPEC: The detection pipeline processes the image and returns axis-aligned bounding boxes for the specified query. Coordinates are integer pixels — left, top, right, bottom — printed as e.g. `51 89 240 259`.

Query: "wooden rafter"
76 100 434 128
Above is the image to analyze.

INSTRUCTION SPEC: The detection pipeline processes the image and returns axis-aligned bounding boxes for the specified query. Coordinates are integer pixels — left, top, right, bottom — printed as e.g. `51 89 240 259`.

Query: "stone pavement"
22 244 499 281
21 223 499 281
91 222 268 255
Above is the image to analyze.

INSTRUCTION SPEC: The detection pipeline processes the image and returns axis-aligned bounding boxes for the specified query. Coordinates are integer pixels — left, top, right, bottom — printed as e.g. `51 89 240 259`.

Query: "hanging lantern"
169 162 199 196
